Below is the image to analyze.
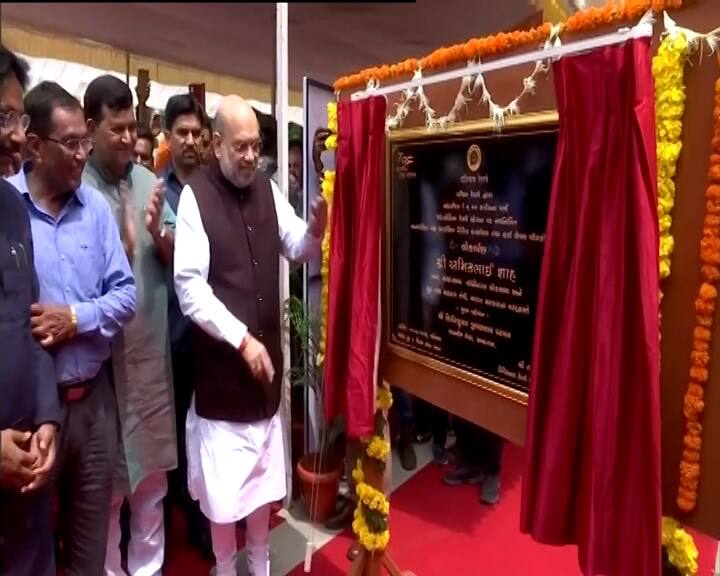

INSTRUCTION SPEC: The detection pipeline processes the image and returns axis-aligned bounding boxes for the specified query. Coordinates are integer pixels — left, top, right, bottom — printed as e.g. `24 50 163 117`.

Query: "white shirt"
174 179 320 349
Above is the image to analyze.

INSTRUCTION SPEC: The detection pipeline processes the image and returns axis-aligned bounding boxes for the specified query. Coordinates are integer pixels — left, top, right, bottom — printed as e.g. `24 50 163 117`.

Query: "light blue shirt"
6 164 136 386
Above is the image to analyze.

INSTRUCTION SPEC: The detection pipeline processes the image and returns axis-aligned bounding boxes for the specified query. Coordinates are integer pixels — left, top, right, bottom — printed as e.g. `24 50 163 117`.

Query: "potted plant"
284 295 345 523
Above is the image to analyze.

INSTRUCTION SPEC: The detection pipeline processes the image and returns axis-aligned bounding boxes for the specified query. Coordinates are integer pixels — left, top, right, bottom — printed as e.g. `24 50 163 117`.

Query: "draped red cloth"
520 38 661 576
324 96 387 439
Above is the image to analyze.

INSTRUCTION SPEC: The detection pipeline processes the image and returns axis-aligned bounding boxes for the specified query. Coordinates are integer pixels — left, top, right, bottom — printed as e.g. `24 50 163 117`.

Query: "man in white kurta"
173 95 326 576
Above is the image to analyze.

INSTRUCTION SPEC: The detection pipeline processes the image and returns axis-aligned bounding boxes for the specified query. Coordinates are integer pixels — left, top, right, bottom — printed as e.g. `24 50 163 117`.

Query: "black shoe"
442 465 483 486
415 431 432 444
399 426 417 471
480 474 501 506
432 444 449 466
324 496 355 531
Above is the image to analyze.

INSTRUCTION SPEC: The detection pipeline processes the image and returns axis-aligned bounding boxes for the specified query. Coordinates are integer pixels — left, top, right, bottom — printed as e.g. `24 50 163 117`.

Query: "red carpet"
288 444 718 576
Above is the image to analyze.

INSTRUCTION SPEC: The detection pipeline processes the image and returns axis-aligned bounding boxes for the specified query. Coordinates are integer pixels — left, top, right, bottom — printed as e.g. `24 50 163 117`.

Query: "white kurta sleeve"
173 185 248 349
271 180 321 263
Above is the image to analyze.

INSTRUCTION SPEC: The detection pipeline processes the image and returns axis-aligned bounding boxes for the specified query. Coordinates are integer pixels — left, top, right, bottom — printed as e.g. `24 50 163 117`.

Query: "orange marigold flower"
682 449 701 464
700 282 718 300
694 296 715 316
701 265 720 281
684 434 703 451
687 421 703 435
707 185 720 200
697 315 713 328
709 164 720 181
693 338 710 352
691 350 710 368
694 326 712 342
683 398 705 420
680 461 701 480
687 383 704 399
690 366 709 383
700 239 720 264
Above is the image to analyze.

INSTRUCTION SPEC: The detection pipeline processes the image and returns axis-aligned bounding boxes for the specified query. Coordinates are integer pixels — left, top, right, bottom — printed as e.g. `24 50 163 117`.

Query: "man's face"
134 138 154 170
166 113 202 171
215 118 261 189
89 105 136 175
0 74 28 176
288 146 303 188
34 107 90 192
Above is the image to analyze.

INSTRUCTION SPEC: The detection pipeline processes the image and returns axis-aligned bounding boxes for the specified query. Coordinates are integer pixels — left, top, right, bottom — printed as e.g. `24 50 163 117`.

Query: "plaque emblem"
467 144 482 172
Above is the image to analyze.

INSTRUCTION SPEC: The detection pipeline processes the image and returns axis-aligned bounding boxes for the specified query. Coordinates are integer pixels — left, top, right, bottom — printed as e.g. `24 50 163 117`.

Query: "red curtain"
520 38 661 576
324 96 387 439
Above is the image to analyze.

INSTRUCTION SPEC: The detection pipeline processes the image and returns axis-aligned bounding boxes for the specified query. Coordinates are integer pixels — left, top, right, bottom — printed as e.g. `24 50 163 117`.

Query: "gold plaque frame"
381 111 558 441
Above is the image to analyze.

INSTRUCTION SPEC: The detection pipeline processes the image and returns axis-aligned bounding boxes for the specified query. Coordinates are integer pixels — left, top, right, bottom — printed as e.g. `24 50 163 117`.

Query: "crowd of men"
0 43 327 576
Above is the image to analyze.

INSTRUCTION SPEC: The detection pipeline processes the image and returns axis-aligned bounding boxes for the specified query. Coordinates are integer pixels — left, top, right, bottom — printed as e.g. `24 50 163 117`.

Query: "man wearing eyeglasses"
6 80 136 576
0 45 62 576
82 75 177 576
174 95 326 576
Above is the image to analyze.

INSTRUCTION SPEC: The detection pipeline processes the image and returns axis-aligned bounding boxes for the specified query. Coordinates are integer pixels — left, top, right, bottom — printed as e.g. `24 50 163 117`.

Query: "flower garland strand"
676 70 720 514
653 30 689 284
317 103 337 365
662 517 699 576
334 0 685 92
352 387 393 553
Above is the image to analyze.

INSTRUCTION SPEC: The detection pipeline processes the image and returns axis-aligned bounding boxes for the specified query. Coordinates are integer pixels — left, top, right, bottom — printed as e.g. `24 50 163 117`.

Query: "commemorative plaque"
386 117 558 397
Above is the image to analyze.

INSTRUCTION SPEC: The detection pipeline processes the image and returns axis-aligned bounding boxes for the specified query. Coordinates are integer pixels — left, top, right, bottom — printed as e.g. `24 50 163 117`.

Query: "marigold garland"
677 71 720 514
653 31 689 282
317 169 334 365
333 0 685 92
662 517 699 576
352 388 393 553
317 102 337 366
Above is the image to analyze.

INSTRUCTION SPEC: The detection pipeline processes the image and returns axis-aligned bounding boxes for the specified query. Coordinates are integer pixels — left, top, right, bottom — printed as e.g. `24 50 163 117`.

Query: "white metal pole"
351 17 653 100
276 1 292 508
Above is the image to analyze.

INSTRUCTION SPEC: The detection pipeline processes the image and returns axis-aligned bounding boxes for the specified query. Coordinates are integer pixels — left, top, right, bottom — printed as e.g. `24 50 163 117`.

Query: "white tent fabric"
21 53 305 125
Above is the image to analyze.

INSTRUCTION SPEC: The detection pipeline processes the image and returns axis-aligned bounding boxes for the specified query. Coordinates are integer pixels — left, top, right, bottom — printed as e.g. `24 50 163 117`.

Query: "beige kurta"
83 157 178 494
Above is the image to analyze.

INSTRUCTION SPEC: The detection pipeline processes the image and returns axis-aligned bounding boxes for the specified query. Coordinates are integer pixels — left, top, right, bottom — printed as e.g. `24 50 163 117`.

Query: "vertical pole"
276 1 292 508
271 15 278 119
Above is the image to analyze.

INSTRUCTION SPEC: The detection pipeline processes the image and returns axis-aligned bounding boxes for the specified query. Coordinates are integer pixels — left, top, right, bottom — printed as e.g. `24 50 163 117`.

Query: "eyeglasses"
45 136 93 155
230 139 263 157
0 112 31 132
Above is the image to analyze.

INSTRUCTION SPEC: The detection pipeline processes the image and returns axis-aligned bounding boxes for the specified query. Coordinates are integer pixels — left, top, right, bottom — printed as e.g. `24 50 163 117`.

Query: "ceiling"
1 1 541 90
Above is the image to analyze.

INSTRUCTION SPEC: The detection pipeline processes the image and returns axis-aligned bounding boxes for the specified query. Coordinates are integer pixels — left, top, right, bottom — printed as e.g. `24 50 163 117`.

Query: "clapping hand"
119 180 136 260
145 179 166 235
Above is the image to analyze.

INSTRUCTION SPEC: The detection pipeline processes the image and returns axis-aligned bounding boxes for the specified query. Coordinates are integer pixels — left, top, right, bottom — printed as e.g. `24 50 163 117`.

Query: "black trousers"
167 334 207 537
454 417 504 476
55 365 118 576
414 398 448 447
0 485 55 576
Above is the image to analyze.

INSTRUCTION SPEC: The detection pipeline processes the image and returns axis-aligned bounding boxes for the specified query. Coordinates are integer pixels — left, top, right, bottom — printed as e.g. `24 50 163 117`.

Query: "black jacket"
0 179 60 432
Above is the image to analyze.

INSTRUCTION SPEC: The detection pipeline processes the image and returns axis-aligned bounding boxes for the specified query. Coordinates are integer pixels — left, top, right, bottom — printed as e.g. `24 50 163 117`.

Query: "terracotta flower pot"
296 453 343 523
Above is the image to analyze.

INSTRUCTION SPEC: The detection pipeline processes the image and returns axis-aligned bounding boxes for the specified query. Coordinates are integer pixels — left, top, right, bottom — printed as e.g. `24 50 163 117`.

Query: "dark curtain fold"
324 96 387 439
520 37 661 576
